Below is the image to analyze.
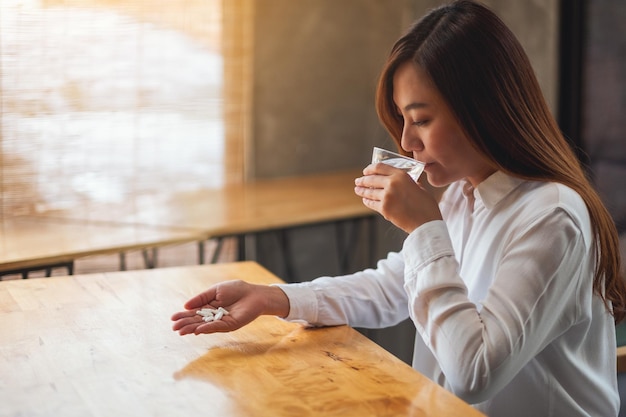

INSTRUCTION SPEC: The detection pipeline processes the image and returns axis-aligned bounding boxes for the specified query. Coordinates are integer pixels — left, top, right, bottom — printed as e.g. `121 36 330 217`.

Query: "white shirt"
277 171 619 417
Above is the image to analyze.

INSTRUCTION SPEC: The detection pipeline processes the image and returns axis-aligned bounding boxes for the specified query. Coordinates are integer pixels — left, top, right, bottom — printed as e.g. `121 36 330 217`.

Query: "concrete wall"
248 0 560 363
250 0 559 180
250 0 409 179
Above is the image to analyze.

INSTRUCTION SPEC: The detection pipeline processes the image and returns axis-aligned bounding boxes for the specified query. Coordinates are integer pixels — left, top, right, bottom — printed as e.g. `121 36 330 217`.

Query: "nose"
400 123 424 154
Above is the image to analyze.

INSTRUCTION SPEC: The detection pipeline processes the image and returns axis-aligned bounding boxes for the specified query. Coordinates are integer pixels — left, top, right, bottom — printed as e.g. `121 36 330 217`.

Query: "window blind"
0 0 249 219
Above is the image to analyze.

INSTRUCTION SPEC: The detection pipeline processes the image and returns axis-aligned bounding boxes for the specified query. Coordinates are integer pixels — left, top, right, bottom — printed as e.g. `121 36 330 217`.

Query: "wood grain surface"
34 169 374 236
0 216 201 271
0 261 484 416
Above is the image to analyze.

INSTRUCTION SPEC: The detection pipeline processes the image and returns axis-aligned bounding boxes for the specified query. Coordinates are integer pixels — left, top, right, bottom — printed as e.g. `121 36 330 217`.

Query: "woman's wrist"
262 285 290 318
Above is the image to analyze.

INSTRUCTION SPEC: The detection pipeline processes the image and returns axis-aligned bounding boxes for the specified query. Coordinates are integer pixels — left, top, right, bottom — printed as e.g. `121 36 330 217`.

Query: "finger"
172 314 203 331
183 287 217 310
361 197 381 212
177 322 203 336
355 174 385 190
362 162 386 176
171 310 198 321
354 185 382 201
363 162 398 176
176 316 233 336
193 319 232 335
362 164 382 177
362 163 376 176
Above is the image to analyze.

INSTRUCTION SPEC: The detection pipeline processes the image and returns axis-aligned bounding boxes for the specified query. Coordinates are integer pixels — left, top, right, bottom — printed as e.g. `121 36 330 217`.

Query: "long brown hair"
376 0 626 322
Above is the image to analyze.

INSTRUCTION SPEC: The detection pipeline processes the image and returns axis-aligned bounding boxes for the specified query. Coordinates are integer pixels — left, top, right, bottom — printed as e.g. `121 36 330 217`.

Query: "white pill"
197 308 215 317
196 306 229 321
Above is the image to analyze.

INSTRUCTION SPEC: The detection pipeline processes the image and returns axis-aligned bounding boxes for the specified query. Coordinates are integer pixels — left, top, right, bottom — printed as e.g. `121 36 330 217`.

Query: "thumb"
184 287 217 310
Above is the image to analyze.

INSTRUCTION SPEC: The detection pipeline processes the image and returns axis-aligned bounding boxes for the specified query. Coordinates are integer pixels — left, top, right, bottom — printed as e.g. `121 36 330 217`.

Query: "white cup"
371 147 425 181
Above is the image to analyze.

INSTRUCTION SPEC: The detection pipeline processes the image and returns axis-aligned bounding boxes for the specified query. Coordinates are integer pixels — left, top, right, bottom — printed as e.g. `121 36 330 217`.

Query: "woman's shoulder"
503 175 593 245
516 177 586 215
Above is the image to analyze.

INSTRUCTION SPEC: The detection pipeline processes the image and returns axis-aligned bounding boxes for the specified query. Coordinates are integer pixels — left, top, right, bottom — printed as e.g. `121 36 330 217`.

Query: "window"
0 0 250 219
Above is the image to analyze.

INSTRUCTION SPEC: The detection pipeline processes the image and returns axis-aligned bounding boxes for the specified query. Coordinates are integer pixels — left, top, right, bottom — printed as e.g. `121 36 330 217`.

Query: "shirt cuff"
402 219 455 274
271 282 319 325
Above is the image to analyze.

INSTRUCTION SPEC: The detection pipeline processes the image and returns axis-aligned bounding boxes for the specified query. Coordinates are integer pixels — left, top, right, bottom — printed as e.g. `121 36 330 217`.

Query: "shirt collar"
464 171 525 211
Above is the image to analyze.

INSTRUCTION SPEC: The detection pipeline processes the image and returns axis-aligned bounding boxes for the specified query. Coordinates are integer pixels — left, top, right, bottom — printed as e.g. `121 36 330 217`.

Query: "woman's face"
392 61 496 188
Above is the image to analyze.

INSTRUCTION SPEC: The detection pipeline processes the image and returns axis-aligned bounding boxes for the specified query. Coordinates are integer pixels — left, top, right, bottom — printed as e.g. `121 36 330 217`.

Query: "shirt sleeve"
403 212 590 403
274 250 410 328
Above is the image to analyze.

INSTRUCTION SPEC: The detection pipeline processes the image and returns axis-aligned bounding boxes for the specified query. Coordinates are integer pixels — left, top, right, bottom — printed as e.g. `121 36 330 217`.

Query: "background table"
116 169 376 271
36 169 371 233
22 169 377 277
0 216 202 278
0 261 484 417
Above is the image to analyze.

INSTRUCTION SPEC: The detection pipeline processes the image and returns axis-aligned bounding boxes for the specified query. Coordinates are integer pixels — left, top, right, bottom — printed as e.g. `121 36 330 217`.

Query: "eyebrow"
394 101 430 116
403 102 429 111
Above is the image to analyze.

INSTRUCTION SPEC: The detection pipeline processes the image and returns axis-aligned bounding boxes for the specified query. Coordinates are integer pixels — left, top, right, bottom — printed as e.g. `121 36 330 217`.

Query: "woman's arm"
403 212 591 403
172 249 410 334
276 250 410 329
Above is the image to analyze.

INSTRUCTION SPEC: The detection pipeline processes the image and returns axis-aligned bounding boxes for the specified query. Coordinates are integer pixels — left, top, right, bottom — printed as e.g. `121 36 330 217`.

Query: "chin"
422 173 452 189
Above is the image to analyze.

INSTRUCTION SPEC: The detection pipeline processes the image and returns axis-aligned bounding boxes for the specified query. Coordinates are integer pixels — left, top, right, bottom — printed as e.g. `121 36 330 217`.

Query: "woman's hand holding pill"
171 279 290 335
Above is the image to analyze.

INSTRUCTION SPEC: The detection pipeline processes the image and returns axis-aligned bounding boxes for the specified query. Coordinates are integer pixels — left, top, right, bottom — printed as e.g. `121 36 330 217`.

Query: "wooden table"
31 169 377 274
0 216 202 277
0 261 484 417
38 169 372 234
115 169 375 269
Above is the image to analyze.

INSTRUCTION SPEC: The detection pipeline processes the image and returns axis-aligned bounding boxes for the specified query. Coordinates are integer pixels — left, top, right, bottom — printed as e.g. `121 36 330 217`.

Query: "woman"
172 1 626 415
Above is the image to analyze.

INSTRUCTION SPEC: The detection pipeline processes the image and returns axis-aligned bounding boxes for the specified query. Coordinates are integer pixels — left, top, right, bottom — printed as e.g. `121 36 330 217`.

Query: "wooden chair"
616 321 626 373
618 345 626 373
617 346 626 373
